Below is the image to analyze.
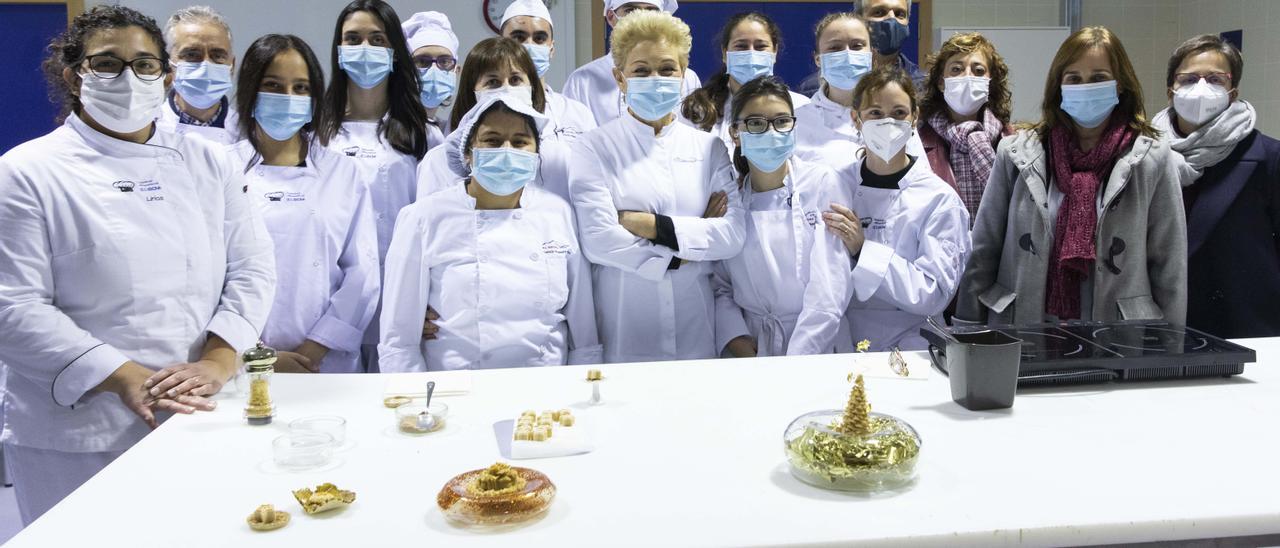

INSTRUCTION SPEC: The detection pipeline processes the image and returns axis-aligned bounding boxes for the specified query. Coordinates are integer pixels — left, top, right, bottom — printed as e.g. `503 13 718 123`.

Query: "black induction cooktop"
923 320 1258 386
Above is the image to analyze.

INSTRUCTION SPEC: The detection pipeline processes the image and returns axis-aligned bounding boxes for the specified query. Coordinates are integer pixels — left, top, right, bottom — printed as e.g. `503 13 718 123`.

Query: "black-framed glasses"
737 115 796 134
413 55 457 71
1173 72 1232 88
80 54 168 81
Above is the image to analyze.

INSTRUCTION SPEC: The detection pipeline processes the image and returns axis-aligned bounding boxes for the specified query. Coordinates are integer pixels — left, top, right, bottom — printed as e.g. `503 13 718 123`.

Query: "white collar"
622 110 678 141
67 112 177 160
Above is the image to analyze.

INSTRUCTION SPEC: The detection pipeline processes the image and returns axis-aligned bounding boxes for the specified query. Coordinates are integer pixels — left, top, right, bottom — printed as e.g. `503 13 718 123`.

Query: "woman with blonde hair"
917 32 1015 220
569 10 746 363
956 26 1186 326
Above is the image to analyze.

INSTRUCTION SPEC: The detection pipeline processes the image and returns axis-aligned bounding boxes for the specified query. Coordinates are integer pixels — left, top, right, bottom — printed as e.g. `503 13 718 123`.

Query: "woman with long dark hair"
681 12 809 158
229 34 379 374
315 0 428 370
0 5 274 522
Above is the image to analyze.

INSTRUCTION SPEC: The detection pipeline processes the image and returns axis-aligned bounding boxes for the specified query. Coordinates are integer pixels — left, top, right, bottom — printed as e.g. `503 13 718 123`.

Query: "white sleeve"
377 205 431 372
206 157 277 353
568 138 676 281
307 181 380 352
564 219 603 365
789 172 854 356
668 144 747 262
849 196 971 316
561 70 588 107
0 162 129 406
712 261 751 354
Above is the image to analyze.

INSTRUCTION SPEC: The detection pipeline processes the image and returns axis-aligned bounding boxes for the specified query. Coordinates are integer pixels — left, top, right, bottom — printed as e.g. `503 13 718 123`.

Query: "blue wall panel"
0 4 67 154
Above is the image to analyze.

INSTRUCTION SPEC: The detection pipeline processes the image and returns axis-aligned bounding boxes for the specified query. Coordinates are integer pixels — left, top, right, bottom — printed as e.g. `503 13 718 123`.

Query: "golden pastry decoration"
383 396 411 408
585 369 603 381
512 409 574 443
784 374 922 492
438 463 556 526
246 504 290 531
292 483 357 515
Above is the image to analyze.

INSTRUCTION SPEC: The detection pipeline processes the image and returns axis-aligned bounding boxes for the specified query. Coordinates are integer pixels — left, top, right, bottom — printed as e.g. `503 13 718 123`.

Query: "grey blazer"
956 129 1187 325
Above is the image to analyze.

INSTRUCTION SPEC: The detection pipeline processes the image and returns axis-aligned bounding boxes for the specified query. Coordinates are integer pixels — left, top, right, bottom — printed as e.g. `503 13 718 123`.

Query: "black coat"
1185 129 1280 338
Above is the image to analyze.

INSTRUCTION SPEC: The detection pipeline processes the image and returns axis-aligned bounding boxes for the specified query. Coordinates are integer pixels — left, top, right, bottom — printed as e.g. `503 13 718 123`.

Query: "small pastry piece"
586 369 603 381
247 504 290 531
532 428 548 442
515 426 533 441
538 425 553 439
521 410 537 419
560 414 575 427
558 408 572 419
293 483 356 514
550 410 562 421
383 395 412 408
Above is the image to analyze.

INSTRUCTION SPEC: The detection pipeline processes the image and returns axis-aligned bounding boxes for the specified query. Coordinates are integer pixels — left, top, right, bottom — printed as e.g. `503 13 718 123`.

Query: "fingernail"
143 380 153 388
168 389 177 397
149 388 159 396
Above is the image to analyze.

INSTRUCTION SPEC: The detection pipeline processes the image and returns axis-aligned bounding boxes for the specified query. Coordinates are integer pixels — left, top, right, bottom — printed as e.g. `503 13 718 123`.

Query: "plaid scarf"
928 109 1001 219
1045 118 1136 319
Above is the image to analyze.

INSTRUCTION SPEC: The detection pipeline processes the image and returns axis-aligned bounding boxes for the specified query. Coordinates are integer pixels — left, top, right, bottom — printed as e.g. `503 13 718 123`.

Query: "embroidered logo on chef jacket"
264 191 306 203
862 217 889 233
554 126 582 140
112 180 136 192
138 180 164 202
341 145 379 159
804 210 819 228
541 240 572 256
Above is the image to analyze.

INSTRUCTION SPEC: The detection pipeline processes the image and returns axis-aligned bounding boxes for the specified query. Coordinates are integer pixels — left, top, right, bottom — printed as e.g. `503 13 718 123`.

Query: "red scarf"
1046 118 1136 319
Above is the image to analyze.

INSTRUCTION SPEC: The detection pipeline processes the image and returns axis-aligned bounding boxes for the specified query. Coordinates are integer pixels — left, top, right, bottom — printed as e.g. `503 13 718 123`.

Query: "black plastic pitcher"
931 330 1022 411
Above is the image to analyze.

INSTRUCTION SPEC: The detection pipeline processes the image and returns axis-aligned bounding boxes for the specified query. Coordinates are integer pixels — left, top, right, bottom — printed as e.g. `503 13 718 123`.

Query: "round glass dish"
272 431 335 470
437 466 555 526
289 415 347 446
396 403 448 434
783 409 921 492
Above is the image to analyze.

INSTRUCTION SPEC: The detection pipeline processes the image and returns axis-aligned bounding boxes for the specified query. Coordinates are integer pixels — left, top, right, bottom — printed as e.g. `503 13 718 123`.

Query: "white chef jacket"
709 91 811 159
0 114 276 452
416 139 572 203
834 157 971 351
545 86 598 143
155 96 241 146
793 87 925 171
712 159 852 357
325 120 420 344
569 113 747 363
230 140 381 373
562 54 703 126
379 182 602 371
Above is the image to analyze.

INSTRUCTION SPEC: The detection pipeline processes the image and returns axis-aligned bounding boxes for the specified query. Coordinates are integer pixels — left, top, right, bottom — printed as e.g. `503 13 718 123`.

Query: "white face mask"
476 86 533 108
860 118 914 162
943 76 990 117
1173 78 1231 126
79 71 166 134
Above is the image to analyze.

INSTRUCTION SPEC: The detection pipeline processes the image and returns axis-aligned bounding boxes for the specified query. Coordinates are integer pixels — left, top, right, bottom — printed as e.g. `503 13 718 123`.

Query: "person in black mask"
797 1 924 96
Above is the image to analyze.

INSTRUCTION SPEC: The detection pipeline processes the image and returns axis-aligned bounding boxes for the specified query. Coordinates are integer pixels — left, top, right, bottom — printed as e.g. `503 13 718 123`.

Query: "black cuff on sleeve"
651 214 679 251
667 256 682 270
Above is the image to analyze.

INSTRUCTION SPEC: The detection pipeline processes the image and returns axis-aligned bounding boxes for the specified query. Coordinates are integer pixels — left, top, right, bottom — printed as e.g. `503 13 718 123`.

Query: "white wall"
91 0 577 90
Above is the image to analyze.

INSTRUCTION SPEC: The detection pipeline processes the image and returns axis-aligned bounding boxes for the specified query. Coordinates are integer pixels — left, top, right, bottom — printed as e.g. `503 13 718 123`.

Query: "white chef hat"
402 11 458 55
502 0 553 30
603 0 678 17
447 94 551 177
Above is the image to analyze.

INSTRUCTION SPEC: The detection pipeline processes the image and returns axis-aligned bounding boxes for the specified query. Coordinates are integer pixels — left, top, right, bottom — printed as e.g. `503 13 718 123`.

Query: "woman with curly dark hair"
917 32 1015 221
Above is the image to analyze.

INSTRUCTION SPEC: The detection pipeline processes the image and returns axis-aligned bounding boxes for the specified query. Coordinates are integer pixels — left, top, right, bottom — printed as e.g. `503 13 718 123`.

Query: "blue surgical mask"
869 19 910 56
1060 81 1119 129
740 129 795 173
173 61 233 109
625 76 683 122
253 92 312 141
820 49 873 91
726 50 775 85
338 45 394 89
523 44 552 78
471 148 539 196
418 66 457 108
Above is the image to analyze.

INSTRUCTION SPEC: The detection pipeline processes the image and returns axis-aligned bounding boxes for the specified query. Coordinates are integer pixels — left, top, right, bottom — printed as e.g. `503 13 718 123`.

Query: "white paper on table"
509 415 593 460
381 371 473 397
848 350 932 381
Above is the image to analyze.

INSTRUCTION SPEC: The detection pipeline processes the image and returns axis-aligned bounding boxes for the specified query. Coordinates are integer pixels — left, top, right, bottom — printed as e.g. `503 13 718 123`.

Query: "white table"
7 339 1280 547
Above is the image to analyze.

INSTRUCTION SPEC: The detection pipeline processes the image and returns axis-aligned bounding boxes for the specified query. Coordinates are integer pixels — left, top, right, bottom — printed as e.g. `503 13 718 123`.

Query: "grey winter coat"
955 129 1187 325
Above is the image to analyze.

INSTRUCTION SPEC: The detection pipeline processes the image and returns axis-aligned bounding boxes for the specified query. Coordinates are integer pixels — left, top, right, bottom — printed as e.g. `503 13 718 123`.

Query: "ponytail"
681 71 733 132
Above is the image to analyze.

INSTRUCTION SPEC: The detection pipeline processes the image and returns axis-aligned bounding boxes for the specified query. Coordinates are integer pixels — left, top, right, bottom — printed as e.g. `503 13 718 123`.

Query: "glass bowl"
272 431 335 470
289 415 347 446
396 403 448 434
783 409 921 492
437 465 555 526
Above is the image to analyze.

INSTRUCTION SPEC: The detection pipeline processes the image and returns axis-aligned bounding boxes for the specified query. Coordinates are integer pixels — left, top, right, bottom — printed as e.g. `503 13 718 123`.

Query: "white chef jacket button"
513 212 523 219
479 255 488 263
378 166 388 173
533 301 544 308
310 209 317 215
529 253 539 261
255 168 264 176
313 261 320 267
377 213 385 220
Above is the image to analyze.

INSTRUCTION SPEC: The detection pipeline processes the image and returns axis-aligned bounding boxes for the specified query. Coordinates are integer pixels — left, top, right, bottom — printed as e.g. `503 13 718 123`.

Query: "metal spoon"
419 381 438 431
425 380 436 408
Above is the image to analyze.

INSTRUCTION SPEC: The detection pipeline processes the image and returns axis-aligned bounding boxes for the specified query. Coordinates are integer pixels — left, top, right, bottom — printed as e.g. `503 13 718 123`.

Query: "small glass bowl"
289 415 347 446
272 431 335 470
783 409 922 492
396 403 448 434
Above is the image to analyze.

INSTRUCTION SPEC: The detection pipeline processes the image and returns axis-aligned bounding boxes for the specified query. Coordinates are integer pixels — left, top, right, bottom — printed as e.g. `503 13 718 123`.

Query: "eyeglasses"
414 55 457 71
737 115 796 134
80 54 167 81
1173 72 1232 88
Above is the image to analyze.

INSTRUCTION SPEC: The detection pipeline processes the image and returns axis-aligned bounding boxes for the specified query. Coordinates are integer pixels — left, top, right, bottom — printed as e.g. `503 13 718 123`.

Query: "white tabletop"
8 339 1280 548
